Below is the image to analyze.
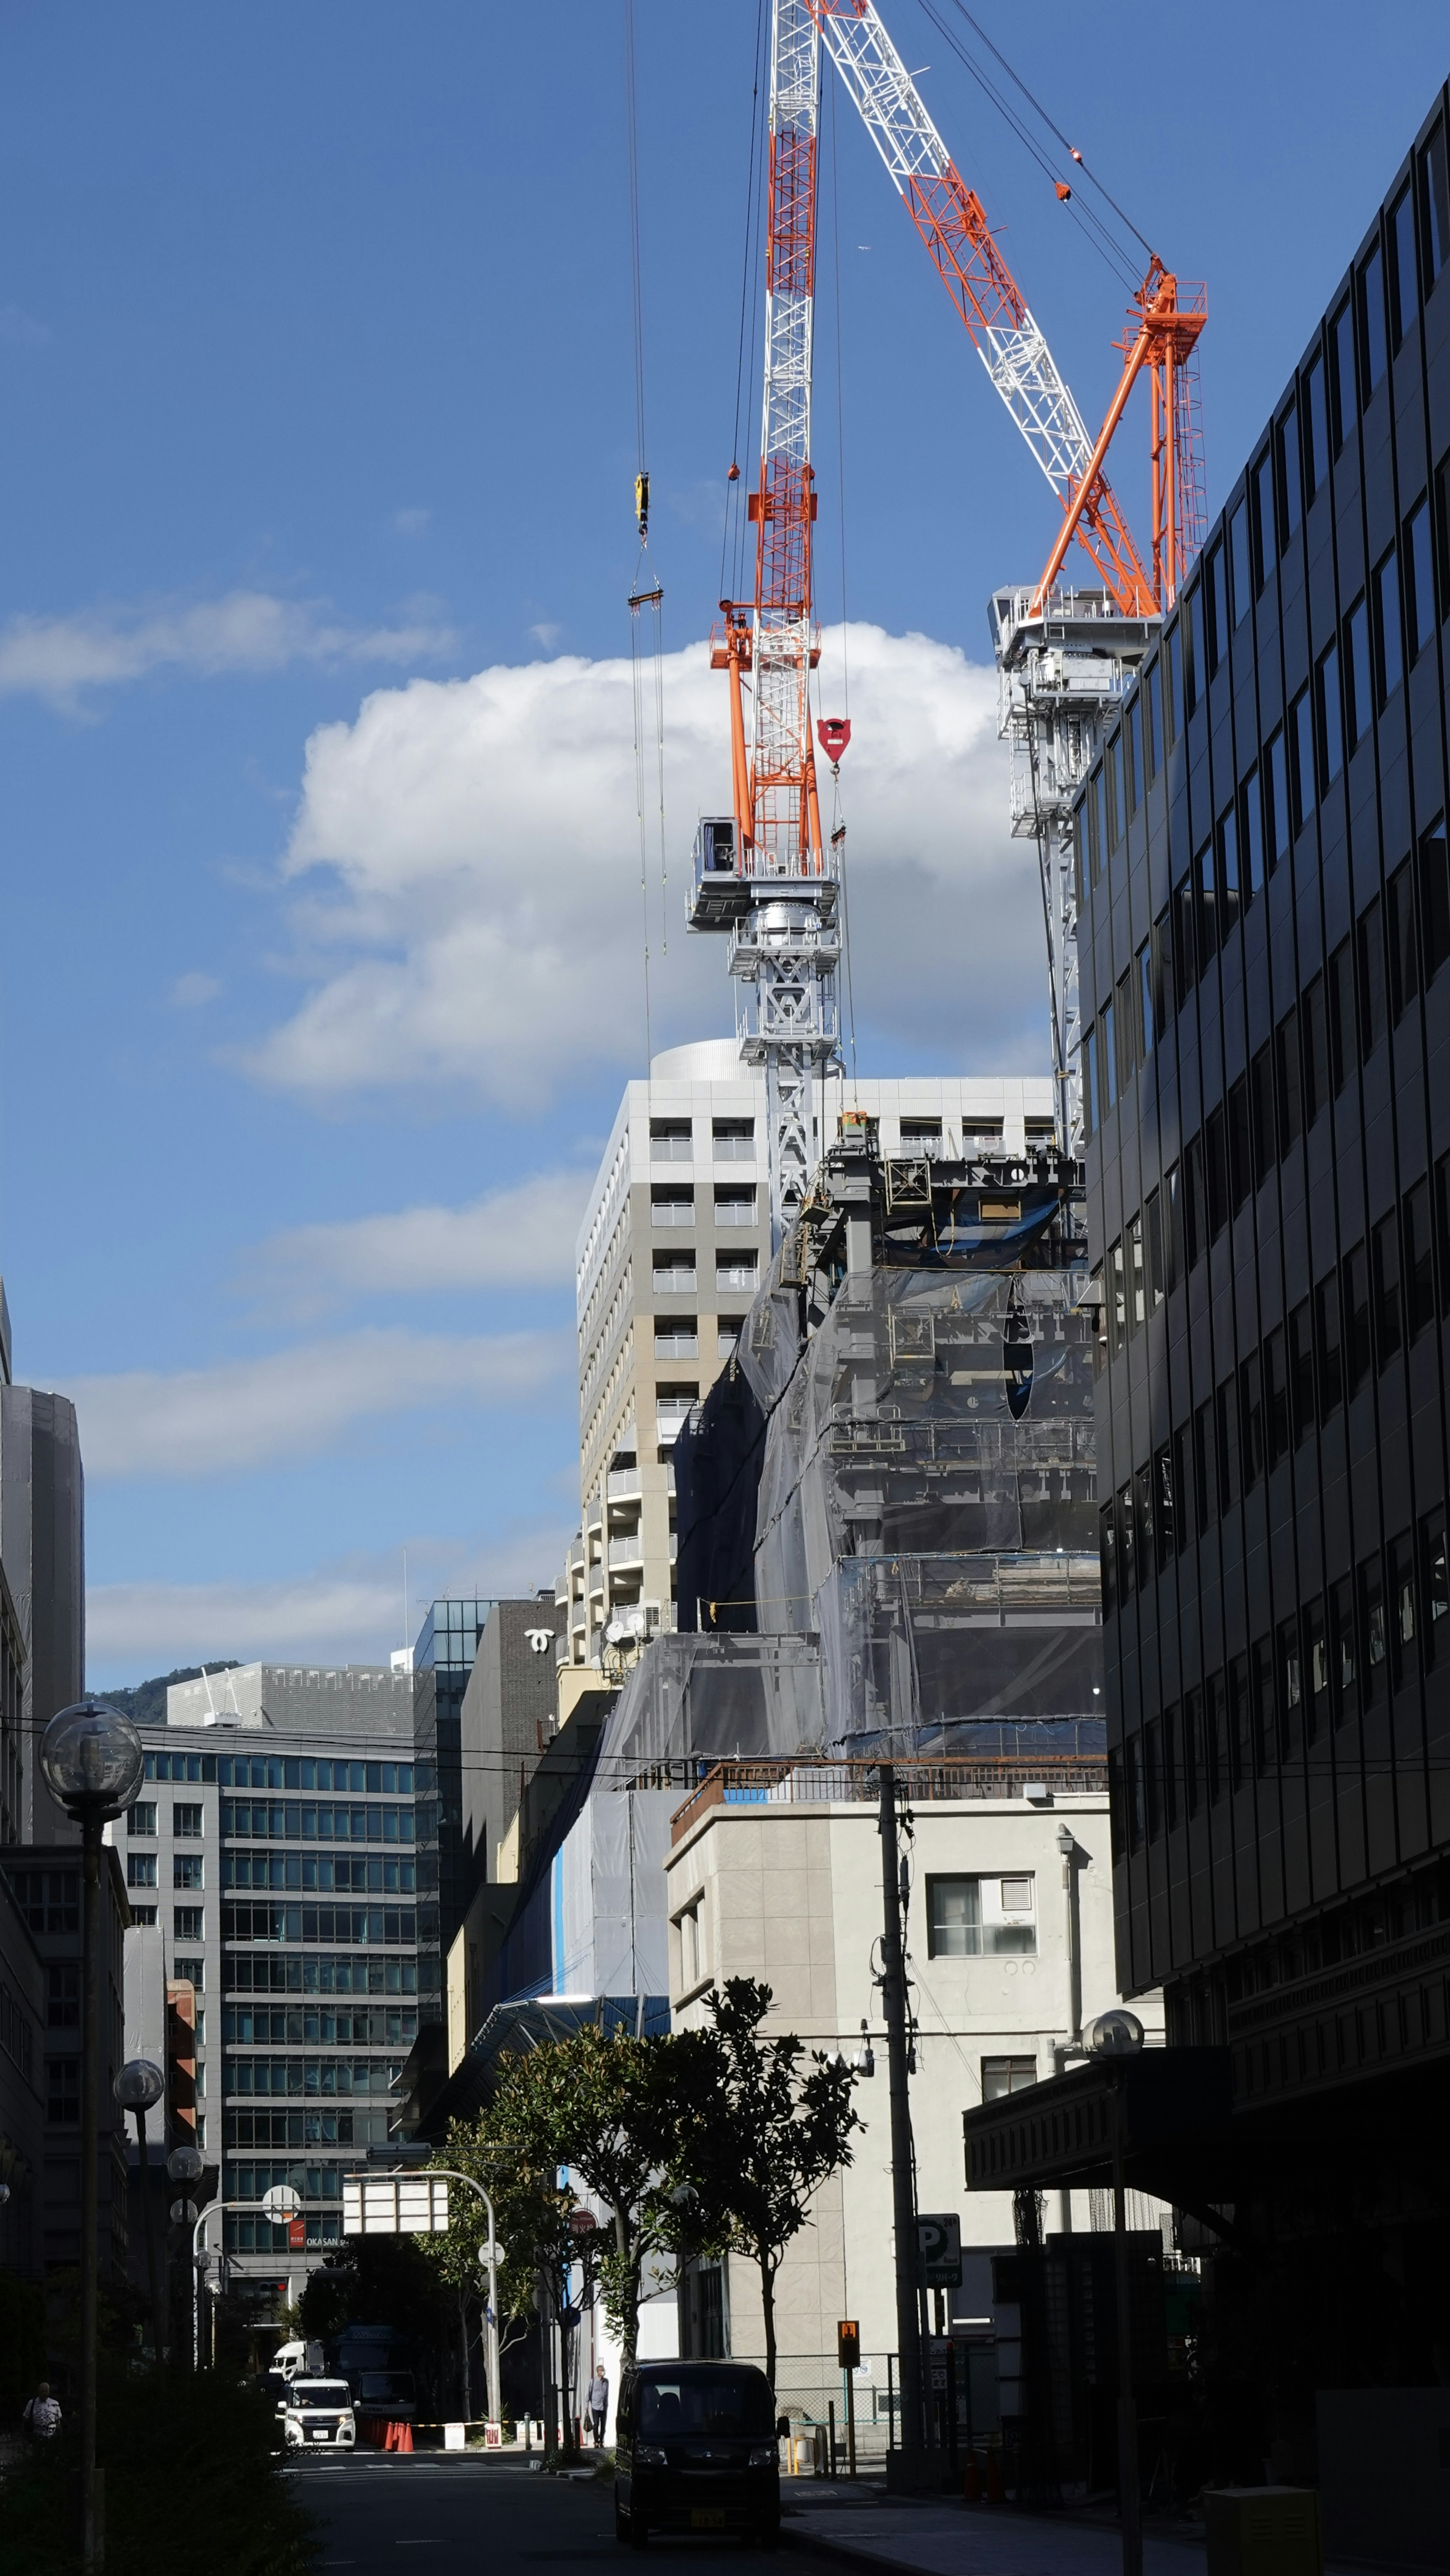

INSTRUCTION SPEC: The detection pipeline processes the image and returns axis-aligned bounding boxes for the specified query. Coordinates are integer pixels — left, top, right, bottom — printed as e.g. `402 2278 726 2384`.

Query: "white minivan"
278 2378 357 2451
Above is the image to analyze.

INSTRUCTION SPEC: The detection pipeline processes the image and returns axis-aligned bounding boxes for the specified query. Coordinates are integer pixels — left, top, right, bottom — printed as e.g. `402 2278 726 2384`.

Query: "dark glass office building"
1081 89 1450 2394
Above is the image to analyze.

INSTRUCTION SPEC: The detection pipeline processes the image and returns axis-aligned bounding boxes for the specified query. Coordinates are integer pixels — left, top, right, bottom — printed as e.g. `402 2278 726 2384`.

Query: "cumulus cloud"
247 622 1046 1107
86 1528 568 1678
60 1325 565 1481
0 589 457 709
246 1169 592 1319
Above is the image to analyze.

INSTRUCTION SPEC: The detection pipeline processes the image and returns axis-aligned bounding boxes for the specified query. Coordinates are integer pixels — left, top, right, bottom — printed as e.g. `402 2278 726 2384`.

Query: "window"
1359 243 1388 396
1100 1502 1116 1613
1115 970 1135 1094
1423 1507 1450 1663
1439 1152 1450 1315
1167 622 1184 737
1374 546 1403 704
1392 185 1418 342
1278 1617 1303 1760
655 1319 698 1358
1391 1531 1418 1685
1243 766 1265 896
900 1118 942 1149
1265 1327 1289 1463
1276 1007 1303 1154
651 1186 694 1228
1332 297 1357 446
1422 121 1450 290
1343 1241 1371 1393
1154 1441 1175 1567
1126 701 1142 814
127 1802 157 1837
1240 1351 1264 1489
1118 1481 1137 1595
1145 660 1162 775
1439 453 1450 617
1304 1598 1329 1740
1317 641 1344 786
46 2058 80 2125
1406 498 1436 658
1362 1555 1388 1705
1106 1240 1126 1357
1204 542 1223 675
1251 1643 1274 1775
1216 1375 1239 1512
1316 1271 1344 1417
174 1854 204 1890
1184 1133 1206 1269
1303 973 1329 1123
981 2057 1038 2101
654 1254 696 1292
1250 1042 1274 1182
1108 732 1125 845
1345 595 1372 749
174 1803 203 1839
713 1186 756 1226
1146 1188 1166 1308
1086 768 1104 884
1173 870 1195 1004
46 1965 79 2029
1219 804 1241 938
1186 583 1204 710
1279 399 1302 536
1182 1690 1202 1817
1230 498 1251 625
1265 728 1290 871
927 1876 1035 1958
1103 997 1117 1107
712 1117 754 1160
1329 938 1355 1091
1227 1076 1251 1216
1291 688 1315 830
1372 1212 1402 1366
1404 1179 1435 1339
1253 448 1277 586
1127 1212 1145 1334
717 1254 757 1291
717 1317 744 1357
174 1908 204 1940
1143 1718 1162 1838
1206 1677 1226 1804
1288 1299 1315 1444
129 1907 157 1928
1171 1425 1190 1556
1388 859 1418 1021
1137 939 1155 1058
1126 1735 1144 1848
1331 1577 1357 1727
1195 839 1217 967
1305 353 1328 498
174 1957 204 1988
126 1853 157 1889
1205 1104 1228 1242
649 1118 692 1162
1164 1160 1183 1288
1357 898 1385 1057
676 1898 705 1993
1083 1023 1100 1136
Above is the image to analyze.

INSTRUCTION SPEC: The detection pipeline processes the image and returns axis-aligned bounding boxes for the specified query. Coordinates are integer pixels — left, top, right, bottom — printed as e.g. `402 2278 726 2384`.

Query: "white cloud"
247 623 1046 1106
172 970 222 1009
0 590 457 709
393 507 431 536
59 1325 565 1481
86 1529 567 1679
528 620 562 647
247 1169 592 1319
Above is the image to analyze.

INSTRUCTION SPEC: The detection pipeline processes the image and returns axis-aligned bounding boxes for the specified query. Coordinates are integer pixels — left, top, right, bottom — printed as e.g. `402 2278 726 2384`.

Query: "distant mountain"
96 1664 241 1729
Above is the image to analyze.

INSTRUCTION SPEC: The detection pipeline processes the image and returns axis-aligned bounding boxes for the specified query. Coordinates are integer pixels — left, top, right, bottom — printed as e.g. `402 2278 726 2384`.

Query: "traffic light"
836 2320 860 2371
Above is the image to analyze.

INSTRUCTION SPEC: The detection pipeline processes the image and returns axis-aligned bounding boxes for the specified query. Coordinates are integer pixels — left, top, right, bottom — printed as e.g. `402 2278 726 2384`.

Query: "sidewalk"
782 2485 1207 2576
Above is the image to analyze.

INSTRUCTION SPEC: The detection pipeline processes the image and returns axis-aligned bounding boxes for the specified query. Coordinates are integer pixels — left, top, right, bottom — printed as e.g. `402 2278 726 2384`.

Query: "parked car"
278 2378 357 2451
613 2361 785 2548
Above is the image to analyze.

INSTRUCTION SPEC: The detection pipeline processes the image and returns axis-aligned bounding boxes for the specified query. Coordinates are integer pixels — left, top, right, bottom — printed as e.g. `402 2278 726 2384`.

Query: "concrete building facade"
1 1385 85 1845
2 1844 130 2277
559 1043 1057 1671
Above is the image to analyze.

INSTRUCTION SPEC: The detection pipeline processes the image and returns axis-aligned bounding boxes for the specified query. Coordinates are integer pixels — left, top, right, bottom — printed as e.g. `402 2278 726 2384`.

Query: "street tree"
491 2022 717 2372
693 1978 861 2390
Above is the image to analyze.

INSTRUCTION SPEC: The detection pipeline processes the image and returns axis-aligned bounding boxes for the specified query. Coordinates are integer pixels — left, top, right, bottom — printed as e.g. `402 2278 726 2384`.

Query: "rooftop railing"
670 1752 1108 1845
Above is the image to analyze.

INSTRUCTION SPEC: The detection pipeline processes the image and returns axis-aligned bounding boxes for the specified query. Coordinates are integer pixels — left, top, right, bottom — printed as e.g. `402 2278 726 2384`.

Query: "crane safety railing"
670 1752 1108 1845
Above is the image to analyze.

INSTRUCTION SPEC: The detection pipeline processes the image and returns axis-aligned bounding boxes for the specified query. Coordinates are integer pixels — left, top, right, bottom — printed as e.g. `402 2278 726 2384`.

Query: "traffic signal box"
837 2321 860 2371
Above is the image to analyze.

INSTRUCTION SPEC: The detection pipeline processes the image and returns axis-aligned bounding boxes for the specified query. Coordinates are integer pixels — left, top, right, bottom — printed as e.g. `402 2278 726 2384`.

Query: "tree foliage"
690 1977 861 2388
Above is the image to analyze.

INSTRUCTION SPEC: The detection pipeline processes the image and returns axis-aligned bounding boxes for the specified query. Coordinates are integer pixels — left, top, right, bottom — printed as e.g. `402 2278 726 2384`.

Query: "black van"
613 2360 785 2547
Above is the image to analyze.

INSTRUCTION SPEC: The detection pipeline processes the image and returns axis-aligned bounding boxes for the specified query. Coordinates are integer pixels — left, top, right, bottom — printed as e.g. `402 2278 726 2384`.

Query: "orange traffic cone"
985 2449 1006 2507
963 2453 982 2502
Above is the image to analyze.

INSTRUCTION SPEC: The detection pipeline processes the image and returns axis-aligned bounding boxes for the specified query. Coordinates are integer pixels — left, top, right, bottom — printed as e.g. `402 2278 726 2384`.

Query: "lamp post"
39 1697 145 2576
1087 2007 1146 2576
114 2060 166 2363
166 2147 204 2368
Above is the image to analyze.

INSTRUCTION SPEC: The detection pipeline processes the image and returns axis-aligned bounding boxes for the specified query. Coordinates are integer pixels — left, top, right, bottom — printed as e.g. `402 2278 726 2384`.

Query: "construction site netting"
608 1250 1103 1776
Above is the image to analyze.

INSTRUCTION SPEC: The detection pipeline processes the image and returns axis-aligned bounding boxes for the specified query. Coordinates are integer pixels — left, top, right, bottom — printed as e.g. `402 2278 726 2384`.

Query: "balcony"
651 1191 695 1228
713 1189 756 1227
654 1328 699 1359
608 1536 644 1570
653 1262 696 1294
716 1259 758 1292
608 1468 641 1501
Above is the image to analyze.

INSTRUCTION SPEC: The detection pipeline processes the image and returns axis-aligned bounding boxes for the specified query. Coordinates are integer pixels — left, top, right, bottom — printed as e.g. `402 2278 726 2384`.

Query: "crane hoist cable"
624 0 668 1062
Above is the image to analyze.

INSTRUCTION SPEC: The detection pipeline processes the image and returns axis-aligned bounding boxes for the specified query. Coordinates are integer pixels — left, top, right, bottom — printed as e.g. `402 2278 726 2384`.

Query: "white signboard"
343 2174 450 2237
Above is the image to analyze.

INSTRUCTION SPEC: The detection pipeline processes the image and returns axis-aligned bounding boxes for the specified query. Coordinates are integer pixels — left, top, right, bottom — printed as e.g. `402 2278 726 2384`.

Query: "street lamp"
165 2145 205 2370
114 2059 166 2365
40 1696 144 2576
1088 2007 1146 2576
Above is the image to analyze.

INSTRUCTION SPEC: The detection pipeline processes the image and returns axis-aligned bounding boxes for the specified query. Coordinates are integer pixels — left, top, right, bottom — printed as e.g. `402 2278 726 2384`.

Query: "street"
300 2457 773 2576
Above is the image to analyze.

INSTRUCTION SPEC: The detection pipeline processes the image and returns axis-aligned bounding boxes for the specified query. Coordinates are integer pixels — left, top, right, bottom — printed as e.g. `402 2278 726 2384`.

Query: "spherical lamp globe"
167 2144 204 2186
1086 2007 1145 2057
114 2059 165 2112
40 1698 144 1820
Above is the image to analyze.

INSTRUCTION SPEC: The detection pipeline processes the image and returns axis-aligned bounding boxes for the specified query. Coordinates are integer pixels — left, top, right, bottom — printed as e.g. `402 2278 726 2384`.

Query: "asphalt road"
300 2457 785 2576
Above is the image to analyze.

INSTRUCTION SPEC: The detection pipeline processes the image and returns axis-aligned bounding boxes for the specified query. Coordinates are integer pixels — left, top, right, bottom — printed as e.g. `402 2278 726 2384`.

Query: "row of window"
127 1801 201 1838
224 2160 349 2201
221 1953 421 1997
224 2056 401 2098
224 2114 388 2154
218 1800 415 1844
651 1186 757 1228
654 1256 759 1292
222 1853 416 1895
1114 1515 1448 1853
653 1321 747 1359
127 1854 204 1890
221 2004 416 2045
10 1870 79 1934
649 1118 755 1163
142 1752 416 1794
0 1976 33 2079
1104 1196 1450 1597
220 1902 418 1945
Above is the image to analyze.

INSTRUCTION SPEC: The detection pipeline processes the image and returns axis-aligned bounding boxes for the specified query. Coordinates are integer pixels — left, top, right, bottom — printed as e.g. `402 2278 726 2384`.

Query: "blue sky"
1 2 1444 1681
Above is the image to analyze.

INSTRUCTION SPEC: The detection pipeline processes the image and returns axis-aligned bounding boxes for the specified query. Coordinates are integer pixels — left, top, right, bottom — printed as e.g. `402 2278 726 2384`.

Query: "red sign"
288 2217 306 2249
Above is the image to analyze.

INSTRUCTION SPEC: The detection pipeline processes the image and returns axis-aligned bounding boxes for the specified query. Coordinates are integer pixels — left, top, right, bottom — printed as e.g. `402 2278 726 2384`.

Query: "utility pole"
878 1763 925 2479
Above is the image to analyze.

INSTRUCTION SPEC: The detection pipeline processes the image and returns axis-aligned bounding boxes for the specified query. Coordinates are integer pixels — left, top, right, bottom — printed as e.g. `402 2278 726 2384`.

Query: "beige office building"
557 1043 1055 1676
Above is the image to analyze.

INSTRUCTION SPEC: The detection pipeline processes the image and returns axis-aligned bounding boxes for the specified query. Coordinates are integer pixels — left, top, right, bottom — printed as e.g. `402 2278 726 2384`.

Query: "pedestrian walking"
587 2364 609 2446
22 2383 60 2440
